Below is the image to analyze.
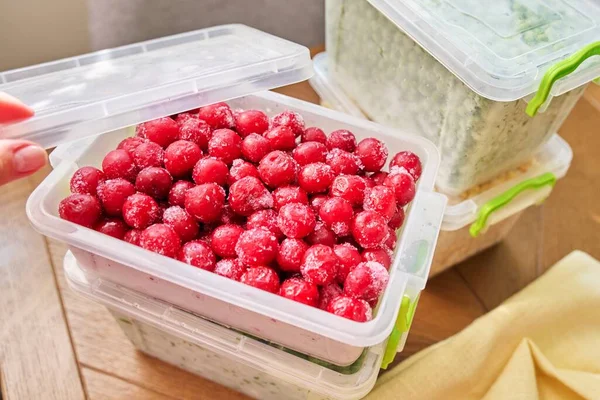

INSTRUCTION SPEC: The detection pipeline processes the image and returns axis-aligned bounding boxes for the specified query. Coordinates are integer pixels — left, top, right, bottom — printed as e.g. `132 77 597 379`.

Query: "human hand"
0 92 47 186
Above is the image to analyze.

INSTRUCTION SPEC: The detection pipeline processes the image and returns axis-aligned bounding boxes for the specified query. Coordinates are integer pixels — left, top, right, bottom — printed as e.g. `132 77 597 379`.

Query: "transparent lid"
0 24 312 148
367 0 600 101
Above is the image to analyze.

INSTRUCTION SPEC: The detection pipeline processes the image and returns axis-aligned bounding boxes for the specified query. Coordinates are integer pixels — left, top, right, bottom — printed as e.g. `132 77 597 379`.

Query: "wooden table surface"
2 61 600 399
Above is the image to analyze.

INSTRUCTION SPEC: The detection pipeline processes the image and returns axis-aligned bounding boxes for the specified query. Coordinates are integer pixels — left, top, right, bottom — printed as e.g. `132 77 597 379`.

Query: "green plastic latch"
469 172 556 238
527 41 600 117
381 294 420 370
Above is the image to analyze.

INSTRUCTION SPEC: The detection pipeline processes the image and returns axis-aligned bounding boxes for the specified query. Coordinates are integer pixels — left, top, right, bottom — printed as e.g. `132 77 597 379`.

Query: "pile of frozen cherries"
59 102 422 322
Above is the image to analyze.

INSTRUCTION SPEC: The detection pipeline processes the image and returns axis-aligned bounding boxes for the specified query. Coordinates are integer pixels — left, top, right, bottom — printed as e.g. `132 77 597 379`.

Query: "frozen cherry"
192 157 229 186
384 227 397 250
371 171 389 186
59 194 102 228
168 180 194 207
306 222 336 247
124 229 142 246
185 183 225 223
363 175 376 189
132 141 164 170
219 204 246 226
247 209 283 240
344 261 389 304
293 141 327 166
301 127 327 144
122 193 160 229
384 171 416 207
228 176 274 216
240 266 280 293
355 138 388 172
362 248 392 269
319 283 343 310
102 149 138 182
352 211 388 249
390 151 422 181
388 207 406 230
310 195 328 213
70 166 105 196
298 163 334 194
178 118 212 151
319 197 353 236
135 167 173 199
326 129 356 152
228 159 260 185
277 203 316 239
279 277 319 307
175 112 197 126
214 258 246 281
96 178 135 216
198 102 235 129
327 296 372 322
258 151 297 188
235 109 269 137
117 136 146 156
326 148 361 176
271 110 305 137
140 224 181 258
264 126 296 151
330 175 367 206
236 228 279 266
333 243 362 284
94 218 129 239
164 140 202 178
301 244 338 286
276 238 309 272
137 117 179 148
162 206 199 243
208 128 242 165
178 240 216 271
363 185 397 222
273 186 309 210
211 224 245 258
241 133 271 163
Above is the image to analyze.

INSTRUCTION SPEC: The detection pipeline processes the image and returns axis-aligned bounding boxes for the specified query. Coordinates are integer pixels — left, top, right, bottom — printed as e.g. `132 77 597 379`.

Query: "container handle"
469 172 556 237
381 294 420 369
527 41 600 117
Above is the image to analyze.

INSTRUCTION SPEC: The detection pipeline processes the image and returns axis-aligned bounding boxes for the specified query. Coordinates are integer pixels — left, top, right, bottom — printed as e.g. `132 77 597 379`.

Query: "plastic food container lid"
0 24 312 148
362 0 600 101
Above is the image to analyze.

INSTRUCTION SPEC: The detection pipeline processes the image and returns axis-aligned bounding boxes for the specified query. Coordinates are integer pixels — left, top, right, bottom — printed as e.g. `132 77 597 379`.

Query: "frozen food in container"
0 25 447 366
325 0 599 195
310 52 573 276
63 251 384 400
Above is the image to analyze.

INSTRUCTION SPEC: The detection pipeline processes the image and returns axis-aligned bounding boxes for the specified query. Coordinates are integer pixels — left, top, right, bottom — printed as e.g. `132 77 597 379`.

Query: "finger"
0 140 48 186
0 92 35 124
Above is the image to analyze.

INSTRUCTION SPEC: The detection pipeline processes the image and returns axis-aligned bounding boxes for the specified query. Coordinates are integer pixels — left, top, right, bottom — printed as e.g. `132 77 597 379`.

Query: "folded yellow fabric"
367 251 600 400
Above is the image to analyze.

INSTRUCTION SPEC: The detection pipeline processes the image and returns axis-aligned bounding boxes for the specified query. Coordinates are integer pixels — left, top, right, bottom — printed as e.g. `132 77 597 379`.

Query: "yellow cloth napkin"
367 251 600 400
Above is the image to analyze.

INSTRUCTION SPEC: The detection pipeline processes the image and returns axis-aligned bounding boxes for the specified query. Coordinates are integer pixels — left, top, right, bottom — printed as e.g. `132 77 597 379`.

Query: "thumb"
0 140 48 186
0 92 34 123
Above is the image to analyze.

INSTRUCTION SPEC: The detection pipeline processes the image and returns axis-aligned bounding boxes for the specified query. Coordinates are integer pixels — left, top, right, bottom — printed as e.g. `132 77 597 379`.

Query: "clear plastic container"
1 25 447 366
63 251 384 400
325 0 598 195
310 52 573 276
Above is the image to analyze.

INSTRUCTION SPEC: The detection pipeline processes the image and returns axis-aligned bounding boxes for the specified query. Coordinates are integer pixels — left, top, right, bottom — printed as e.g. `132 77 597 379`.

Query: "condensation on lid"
0 24 313 148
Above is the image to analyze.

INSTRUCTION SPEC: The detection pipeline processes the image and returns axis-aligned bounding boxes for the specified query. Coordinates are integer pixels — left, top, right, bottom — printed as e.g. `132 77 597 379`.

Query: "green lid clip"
381 294 420 370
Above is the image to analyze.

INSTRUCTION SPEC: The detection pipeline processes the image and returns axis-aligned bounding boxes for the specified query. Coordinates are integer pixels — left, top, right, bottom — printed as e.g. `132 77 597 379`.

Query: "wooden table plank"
82 367 176 400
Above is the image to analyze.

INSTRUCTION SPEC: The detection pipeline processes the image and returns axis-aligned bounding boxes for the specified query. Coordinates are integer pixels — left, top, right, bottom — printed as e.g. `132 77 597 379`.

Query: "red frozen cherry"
384 226 397 250
355 138 388 172
363 175 376 189
140 224 181 258
178 118 212 151
277 238 309 272
306 222 336 247
319 283 343 310
264 126 296 151
258 151 297 188
362 248 392 269
214 258 246 281
279 277 319 307
219 204 246 226
135 167 173 199
137 117 179 148
211 224 245 258
240 266 280 293
363 185 397 222
384 171 416 207
198 102 235 129
117 136 146 156
132 142 164 170
168 180 195 207
70 166 105 196
273 186 309 210
333 243 362 283
102 149 138 182
271 110 305 137
344 261 389 304
327 296 372 322
235 109 269 137
301 244 338 286
319 197 354 236
277 203 316 239
326 129 356 152
236 228 279 266
228 159 260 185
330 175 367 205
178 240 216 271
371 171 388 186
164 140 202 178
162 206 199 243
96 178 136 216
390 151 422 181
185 183 225 223
124 229 142 246
352 211 388 249
310 195 328 213
293 141 327 166
241 133 271 163
192 157 229 186
247 209 283 240
175 112 197 126
228 176 274 216
301 127 327 144
208 128 242 165
326 148 361 176
94 218 129 239
388 207 405 230
59 194 102 228
298 163 334 194
122 193 161 229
